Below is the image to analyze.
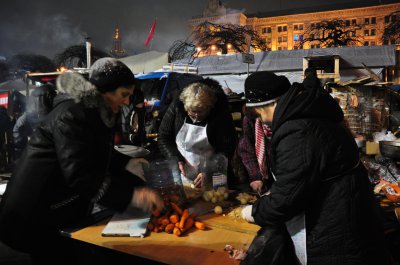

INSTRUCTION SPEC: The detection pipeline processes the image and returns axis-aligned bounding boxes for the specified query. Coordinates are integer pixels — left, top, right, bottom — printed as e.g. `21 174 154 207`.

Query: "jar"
203 153 228 191
144 157 186 205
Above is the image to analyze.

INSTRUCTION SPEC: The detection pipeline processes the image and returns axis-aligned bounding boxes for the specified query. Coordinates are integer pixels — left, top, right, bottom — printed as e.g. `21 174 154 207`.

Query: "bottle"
209 153 228 190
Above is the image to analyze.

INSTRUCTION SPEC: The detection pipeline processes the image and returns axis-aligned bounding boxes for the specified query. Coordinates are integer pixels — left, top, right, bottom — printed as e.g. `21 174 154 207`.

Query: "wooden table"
69 200 259 265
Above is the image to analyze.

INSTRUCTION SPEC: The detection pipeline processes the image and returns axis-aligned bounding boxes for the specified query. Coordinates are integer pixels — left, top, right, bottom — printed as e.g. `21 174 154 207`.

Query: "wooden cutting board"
189 199 259 235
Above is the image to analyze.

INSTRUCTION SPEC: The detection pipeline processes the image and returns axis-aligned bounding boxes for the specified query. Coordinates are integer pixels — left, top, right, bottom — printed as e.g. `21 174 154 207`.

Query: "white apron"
271 171 307 265
176 119 214 184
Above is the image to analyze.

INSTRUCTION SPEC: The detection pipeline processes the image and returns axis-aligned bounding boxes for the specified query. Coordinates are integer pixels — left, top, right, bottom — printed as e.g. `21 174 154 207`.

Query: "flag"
145 19 157 47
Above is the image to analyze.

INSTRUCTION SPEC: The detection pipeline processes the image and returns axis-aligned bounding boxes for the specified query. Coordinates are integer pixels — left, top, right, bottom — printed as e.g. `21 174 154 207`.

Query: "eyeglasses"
188 108 208 116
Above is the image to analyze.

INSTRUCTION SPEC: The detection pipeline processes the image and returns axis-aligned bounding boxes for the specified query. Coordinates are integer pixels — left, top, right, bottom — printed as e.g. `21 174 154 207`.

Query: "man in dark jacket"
241 71 388 265
13 84 56 159
0 58 163 264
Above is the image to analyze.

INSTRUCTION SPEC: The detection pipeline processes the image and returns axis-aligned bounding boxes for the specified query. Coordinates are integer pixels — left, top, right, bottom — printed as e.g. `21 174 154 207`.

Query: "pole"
86 37 92 69
247 63 250 77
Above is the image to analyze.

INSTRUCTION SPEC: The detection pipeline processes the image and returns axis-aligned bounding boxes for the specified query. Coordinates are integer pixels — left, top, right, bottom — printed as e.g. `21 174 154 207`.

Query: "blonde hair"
180 82 217 112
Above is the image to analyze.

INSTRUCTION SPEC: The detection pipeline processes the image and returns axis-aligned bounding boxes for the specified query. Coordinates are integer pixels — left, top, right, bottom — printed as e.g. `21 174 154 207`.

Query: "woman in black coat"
158 78 236 188
241 71 388 265
0 58 163 264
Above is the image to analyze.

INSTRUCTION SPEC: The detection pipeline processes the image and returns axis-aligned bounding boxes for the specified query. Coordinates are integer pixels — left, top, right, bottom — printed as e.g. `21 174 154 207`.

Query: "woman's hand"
178 161 186 176
250 180 263 193
194 172 206 188
131 187 164 212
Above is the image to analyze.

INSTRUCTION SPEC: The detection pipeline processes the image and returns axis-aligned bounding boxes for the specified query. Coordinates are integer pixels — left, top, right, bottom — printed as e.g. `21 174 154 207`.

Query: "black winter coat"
252 83 388 265
0 73 134 253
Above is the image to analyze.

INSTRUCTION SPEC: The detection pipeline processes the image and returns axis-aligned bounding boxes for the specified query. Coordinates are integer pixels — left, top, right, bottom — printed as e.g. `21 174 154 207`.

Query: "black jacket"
252 83 388 265
0 73 134 252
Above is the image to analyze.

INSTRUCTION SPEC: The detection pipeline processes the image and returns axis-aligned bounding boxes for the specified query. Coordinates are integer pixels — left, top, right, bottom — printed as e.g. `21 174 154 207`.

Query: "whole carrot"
173 227 182 237
170 202 183 216
169 214 180 224
179 209 189 229
181 217 194 233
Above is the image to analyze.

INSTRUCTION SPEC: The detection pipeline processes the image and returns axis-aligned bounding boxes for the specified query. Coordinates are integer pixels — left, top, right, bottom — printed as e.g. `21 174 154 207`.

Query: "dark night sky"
0 0 390 59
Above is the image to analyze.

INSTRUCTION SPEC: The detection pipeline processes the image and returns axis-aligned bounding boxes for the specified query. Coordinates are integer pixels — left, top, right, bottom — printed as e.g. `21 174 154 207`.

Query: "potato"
240 198 248 205
214 205 223 215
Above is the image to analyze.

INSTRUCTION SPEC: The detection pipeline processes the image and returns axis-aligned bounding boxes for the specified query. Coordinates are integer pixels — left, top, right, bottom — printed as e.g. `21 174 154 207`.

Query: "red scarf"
255 118 272 179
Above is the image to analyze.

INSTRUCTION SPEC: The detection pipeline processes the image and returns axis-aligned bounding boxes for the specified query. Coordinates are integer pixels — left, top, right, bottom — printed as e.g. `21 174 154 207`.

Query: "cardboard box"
366 141 380 155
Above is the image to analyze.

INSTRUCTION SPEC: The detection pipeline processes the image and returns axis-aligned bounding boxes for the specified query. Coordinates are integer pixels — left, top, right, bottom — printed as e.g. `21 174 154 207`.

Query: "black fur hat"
245 71 290 107
89 57 135 93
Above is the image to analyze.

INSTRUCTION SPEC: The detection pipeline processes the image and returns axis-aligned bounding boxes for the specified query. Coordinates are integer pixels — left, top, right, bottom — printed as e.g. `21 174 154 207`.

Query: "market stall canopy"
178 45 396 75
203 68 385 94
119 51 169 75
0 79 35 95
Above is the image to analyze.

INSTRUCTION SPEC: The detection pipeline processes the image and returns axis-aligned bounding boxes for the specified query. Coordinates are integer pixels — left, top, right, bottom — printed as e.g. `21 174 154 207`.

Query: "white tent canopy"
119 51 169 75
204 68 384 94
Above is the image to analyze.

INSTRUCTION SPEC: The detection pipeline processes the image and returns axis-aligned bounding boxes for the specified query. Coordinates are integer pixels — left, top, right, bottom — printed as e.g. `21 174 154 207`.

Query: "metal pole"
86 37 92 69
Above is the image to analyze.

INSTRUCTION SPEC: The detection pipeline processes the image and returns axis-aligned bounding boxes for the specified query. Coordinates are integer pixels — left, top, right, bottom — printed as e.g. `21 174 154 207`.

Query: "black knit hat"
89 57 135 93
245 71 291 107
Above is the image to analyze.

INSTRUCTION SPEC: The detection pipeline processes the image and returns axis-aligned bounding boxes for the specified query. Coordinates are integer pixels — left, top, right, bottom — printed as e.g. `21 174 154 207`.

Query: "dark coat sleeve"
12 113 30 149
252 123 325 227
157 101 185 162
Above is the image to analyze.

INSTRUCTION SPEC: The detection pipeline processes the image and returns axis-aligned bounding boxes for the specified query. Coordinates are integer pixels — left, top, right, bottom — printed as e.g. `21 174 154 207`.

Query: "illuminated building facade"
189 1 400 53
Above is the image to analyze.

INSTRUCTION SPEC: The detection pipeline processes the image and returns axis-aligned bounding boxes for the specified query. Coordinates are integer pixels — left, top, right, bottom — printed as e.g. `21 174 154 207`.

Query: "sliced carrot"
194 221 206 230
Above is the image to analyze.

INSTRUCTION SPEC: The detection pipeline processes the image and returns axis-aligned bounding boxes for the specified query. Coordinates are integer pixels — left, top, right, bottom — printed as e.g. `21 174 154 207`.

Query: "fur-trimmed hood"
55 72 116 128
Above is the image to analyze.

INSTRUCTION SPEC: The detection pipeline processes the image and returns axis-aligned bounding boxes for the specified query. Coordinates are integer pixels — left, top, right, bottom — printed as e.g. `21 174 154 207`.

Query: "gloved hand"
125 158 149 181
250 180 263 193
131 187 164 212
241 205 254 223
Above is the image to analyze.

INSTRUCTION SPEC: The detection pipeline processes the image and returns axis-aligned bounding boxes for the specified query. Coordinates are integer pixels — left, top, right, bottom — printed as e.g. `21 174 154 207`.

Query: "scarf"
255 118 272 179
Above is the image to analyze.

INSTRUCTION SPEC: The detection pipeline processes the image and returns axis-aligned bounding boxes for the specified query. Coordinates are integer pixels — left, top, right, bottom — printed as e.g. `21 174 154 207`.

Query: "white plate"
114 145 150 158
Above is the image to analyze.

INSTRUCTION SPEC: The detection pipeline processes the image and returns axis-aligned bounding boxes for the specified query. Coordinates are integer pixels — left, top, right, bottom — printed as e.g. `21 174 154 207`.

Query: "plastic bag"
240 226 300 265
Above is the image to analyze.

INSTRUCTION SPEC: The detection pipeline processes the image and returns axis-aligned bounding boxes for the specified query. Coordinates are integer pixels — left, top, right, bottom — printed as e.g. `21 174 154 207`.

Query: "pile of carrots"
148 202 206 236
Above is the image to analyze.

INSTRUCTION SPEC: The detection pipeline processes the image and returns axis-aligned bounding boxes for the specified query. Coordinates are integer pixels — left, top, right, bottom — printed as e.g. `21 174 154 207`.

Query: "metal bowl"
379 141 400 160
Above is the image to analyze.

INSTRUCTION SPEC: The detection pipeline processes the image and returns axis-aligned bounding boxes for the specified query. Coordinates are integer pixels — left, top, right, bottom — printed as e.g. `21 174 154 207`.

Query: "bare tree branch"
382 11 400 44
169 21 267 62
192 21 266 54
168 40 198 63
54 45 110 69
301 19 363 48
